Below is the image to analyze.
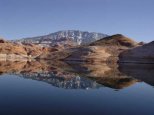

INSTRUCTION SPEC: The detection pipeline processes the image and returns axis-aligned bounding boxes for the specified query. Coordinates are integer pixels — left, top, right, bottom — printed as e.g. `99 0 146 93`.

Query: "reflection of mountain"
0 60 146 90
17 73 101 89
119 63 154 86
65 62 138 89
0 61 102 89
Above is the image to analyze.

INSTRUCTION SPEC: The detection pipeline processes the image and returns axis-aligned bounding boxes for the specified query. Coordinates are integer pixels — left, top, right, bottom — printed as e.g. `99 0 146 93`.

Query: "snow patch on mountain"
15 30 108 46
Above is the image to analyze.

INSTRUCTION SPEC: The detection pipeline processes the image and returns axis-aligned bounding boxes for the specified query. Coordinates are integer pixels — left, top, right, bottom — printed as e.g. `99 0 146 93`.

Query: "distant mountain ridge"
14 30 108 46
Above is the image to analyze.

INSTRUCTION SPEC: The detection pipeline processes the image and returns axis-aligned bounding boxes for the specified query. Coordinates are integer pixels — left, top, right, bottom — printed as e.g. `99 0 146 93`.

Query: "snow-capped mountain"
15 30 108 46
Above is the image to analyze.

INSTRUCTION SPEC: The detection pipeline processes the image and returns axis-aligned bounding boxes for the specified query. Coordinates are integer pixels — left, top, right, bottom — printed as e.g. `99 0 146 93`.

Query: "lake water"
0 61 154 115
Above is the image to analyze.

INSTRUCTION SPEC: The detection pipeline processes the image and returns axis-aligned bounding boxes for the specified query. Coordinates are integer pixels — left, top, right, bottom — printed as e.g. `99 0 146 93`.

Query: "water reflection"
119 63 154 86
0 60 154 89
66 62 139 89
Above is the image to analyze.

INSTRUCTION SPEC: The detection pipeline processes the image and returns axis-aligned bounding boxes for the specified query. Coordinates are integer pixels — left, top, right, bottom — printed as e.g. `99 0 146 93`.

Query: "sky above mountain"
0 0 153 42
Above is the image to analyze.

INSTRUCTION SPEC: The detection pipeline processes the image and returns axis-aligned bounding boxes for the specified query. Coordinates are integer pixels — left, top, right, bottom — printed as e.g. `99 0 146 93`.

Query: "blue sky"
0 0 154 42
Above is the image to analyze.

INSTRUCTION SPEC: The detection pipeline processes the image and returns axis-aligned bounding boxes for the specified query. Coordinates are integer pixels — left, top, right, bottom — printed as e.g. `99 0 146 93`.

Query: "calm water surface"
0 61 154 115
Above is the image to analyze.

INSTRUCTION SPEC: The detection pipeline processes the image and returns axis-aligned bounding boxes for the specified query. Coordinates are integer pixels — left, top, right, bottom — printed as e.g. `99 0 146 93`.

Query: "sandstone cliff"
119 41 154 63
0 39 57 60
90 34 137 47
63 34 138 63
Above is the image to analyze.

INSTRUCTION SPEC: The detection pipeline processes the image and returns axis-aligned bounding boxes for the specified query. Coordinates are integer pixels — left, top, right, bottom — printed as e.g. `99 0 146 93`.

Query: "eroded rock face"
0 40 27 60
119 41 154 63
90 34 138 48
37 46 118 62
65 46 112 62
0 39 58 60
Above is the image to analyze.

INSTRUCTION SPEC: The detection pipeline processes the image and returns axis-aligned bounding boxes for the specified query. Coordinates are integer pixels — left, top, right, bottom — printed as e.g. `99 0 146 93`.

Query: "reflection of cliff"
119 63 154 86
0 61 102 89
0 60 70 74
64 62 138 89
0 61 26 74
0 60 140 89
90 77 138 89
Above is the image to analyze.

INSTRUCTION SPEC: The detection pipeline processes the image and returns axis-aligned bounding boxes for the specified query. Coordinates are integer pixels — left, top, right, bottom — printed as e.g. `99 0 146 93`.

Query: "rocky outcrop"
0 39 27 60
64 46 113 62
119 41 154 63
90 34 138 47
63 34 138 63
37 45 122 62
0 39 58 60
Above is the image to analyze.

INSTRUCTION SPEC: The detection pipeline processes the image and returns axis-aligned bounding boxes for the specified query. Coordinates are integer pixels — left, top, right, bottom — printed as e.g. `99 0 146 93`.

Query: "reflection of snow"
15 72 102 90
